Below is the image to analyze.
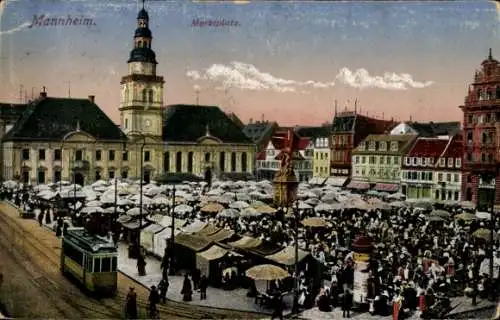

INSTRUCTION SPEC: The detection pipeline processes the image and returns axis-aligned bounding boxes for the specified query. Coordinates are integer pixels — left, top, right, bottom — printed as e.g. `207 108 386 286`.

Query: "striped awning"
374 183 399 192
346 181 370 190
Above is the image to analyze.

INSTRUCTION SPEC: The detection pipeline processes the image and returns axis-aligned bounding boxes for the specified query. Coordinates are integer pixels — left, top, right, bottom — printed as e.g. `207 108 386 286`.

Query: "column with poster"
351 235 374 305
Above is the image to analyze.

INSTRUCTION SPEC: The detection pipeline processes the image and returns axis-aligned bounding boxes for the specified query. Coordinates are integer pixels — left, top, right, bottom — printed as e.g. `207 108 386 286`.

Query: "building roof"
3 96 126 142
243 121 277 149
407 121 460 137
440 135 463 158
162 105 252 144
406 138 449 157
226 112 245 129
294 126 331 138
332 113 356 133
332 112 396 135
0 103 27 121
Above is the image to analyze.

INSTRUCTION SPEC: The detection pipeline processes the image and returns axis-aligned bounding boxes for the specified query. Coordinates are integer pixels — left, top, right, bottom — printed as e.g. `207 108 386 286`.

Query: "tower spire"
489 48 493 60
142 0 145 9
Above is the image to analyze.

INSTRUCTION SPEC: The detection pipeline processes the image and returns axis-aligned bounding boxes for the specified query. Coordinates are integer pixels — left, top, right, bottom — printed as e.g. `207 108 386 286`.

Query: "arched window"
142 89 147 102
148 89 153 103
482 132 488 144
163 152 170 172
176 152 182 172
488 154 493 163
487 90 493 100
241 152 247 172
231 152 236 172
205 153 210 162
187 152 194 173
477 89 482 100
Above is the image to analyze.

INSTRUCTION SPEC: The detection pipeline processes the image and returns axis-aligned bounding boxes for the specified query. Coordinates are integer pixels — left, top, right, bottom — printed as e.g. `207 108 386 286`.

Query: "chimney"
88 95 95 103
40 86 47 98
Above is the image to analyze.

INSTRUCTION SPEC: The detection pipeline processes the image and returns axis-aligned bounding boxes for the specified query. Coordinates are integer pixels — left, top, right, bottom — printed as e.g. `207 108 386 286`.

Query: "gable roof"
294 126 331 139
407 138 449 157
3 97 126 141
162 104 252 144
408 121 461 137
440 135 463 158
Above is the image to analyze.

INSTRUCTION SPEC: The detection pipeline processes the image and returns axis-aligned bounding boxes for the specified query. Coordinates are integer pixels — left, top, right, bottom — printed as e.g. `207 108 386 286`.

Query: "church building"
0 3 255 185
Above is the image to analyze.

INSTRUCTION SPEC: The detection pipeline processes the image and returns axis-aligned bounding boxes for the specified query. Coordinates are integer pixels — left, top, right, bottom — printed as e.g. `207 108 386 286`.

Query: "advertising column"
351 235 374 305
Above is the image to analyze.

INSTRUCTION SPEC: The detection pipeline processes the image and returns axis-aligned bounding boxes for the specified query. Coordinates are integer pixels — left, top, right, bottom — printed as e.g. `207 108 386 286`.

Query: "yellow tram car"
60 227 118 296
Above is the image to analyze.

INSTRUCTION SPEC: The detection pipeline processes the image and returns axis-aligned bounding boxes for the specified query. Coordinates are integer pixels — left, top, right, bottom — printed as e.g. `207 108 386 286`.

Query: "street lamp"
126 131 147 252
169 183 176 276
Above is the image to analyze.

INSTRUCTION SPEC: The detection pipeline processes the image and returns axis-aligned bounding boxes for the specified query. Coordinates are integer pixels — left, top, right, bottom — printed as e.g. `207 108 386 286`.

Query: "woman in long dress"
181 274 192 301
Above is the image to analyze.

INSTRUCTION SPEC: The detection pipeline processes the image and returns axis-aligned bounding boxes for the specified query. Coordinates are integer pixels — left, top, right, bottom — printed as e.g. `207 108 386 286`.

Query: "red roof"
407 138 448 157
256 150 266 160
440 136 463 158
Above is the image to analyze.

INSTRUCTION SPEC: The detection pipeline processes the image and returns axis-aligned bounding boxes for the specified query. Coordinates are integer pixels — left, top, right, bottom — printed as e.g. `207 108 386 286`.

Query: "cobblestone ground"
0 202 264 319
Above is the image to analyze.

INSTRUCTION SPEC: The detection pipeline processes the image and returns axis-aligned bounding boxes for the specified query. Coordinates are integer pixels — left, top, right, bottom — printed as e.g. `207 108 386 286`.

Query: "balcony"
72 160 90 171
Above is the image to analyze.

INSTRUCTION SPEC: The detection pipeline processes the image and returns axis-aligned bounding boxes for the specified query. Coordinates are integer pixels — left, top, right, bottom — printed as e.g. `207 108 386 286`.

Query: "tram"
60 227 117 296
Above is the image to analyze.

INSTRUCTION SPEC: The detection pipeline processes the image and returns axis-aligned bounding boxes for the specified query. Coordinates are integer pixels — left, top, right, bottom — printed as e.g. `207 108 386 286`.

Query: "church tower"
119 0 164 137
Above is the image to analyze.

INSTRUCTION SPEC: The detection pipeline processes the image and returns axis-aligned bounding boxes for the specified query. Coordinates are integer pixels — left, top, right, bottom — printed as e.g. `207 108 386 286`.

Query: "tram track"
0 202 265 319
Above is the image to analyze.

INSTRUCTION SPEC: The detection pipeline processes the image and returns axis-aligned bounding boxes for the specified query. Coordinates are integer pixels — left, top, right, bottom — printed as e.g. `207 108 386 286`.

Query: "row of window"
331 169 349 175
353 167 399 179
256 160 312 170
22 149 130 162
465 152 496 164
314 166 329 174
315 151 329 160
404 157 461 168
465 131 496 145
354 155 400 165
358 141 399 152
474 88 500 101
164 151 247 173
435 189 460 202
314 138 329 148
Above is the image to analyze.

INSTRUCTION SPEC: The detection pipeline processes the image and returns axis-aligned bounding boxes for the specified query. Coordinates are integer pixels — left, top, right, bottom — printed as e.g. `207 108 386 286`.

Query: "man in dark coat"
342 289 353 318
125 287 137 319
192 268 201 291
199 274 208 300
137 253 147 276
148 285 160 316
158 278 169 303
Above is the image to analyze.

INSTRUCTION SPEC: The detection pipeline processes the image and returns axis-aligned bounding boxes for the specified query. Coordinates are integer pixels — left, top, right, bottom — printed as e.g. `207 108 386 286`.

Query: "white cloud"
336 68 434 90
0 21 31 36
186 61 335 93
461 20 480 31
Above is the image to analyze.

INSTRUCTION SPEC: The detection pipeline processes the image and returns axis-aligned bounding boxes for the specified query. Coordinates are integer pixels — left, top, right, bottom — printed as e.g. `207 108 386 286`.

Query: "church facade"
1 4 255 185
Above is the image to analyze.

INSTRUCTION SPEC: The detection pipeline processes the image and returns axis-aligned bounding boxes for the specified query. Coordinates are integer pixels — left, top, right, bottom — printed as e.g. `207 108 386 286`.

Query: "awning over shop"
197 244 229 261
346 181 370 190
227 236 262 249
266 246 310 266
248 240 282 256
121 219 149 230
197 224 221 237
206 229 235 243
308 177 327 185
374 183 399 192
325 176 348 187
175 232 211 252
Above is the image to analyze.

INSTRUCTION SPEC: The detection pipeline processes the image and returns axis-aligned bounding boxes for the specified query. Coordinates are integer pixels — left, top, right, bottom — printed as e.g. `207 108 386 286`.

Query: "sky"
1 0 500 126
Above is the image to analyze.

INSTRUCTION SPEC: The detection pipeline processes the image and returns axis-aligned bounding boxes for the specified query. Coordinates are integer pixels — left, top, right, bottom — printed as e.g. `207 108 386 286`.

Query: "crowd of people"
1 180 499 319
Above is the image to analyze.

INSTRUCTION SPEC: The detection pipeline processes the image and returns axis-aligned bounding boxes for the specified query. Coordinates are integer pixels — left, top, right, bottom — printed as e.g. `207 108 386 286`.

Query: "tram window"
111 257 117 271
94 258 101 272
101 257 111 272
86 256 93 271
63 242 83 265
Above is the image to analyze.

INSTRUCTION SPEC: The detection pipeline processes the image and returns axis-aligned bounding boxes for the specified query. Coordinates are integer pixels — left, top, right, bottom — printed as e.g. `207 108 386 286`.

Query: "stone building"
0 4 254 185
460 49 500 208
293 126 331 180
329 110 396 187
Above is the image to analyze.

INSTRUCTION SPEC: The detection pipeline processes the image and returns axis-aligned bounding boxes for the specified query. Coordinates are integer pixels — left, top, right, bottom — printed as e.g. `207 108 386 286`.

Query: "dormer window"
455 158 461 167
379 141 387 151
390 142 398 152
358 142 365 151
405 157 410 165
369 141 376 151
447 158 453 167
422 158 427 166
439 158 445 167
428 157 434 165
417 157 422 166
412 157 417 165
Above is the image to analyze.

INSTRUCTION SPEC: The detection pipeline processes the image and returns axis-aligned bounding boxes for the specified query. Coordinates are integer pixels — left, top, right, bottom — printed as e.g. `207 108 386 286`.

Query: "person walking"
181 273 193 301
158 278 169 303
199 274 208 300
148 285 160 318
342 288 353 318
137 252 147 276
125 287 137 319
